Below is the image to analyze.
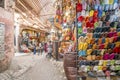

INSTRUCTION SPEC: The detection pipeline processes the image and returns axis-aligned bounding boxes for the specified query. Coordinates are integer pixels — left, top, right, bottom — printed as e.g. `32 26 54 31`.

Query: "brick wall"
0 7 14 72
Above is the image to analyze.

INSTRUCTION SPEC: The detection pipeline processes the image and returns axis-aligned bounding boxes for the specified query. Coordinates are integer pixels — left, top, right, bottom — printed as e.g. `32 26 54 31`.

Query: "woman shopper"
44 42 48 53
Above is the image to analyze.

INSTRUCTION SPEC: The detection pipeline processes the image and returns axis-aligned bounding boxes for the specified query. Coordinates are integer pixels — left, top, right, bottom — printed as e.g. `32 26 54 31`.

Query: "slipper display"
77 22 82 28
109 53 115 60
117 71 120 76
105 4 110 11
97 50 101 55
102 66 107 71
96 56 103 60
115 65 120 70
79 61 86 66
78 50 86 56
92 43 97 49
86 33 93 40
87 44 93 49
103 53 109 60
115 42 120 47
76 0 120 79
87 55 92 61
94 22 99 28
114 54 119 60
115 60 120 65
85 11 89 17
76 3 82 12
83 42 88 50
87 49 93 55
83 27 87 33
110 66 116 71
113 3 118 10
105 71 111 77
109 0 114 4
82 2 87 10
98 21 103 27
89 10 94 17
79 56 86 60
107 43 115 49
107 60 111 66
97 71 105 77
93 66 98 71
103 60 108 66
99 60 104 66
111 72 116 76
78 16 84 22
110 60 115 65
94 4 99 10
80 65 87 72
78 28 82 34
105 14 110 22
100 49 106 55
113 46 120 53
92 55 96 60
102 11 106 17
88 71 97 77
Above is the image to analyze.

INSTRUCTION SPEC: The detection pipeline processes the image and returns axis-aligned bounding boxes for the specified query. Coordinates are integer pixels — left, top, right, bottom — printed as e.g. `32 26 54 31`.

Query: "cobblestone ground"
0 53 67 80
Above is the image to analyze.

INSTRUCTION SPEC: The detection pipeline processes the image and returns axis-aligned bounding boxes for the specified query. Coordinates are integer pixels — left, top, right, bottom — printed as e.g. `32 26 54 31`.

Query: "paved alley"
0 53 67 80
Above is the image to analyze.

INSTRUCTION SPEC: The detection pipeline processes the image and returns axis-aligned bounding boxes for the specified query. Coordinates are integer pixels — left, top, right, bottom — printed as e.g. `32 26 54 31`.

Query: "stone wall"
0 7 14 72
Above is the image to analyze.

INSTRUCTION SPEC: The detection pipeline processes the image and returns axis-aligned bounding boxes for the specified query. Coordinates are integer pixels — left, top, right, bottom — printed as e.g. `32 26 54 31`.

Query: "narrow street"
0 53 67 80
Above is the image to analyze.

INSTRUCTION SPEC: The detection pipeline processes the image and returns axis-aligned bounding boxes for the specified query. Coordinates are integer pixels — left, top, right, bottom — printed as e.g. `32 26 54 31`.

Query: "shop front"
16 25 47 53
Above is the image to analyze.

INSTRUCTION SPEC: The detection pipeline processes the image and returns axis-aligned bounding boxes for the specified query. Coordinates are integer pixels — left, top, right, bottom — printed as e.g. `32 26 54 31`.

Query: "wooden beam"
17 0 47 28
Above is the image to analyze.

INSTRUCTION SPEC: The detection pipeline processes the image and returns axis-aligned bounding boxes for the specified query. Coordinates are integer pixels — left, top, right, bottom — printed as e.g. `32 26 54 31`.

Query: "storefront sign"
0 23 5 60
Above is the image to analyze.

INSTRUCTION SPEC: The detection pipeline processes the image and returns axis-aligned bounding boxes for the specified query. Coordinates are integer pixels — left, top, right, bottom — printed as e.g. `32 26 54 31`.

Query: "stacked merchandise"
54 0 62 30
55 0 76 57
22 30 39 45
21 29 40 52
61 0 75 42
59 42 71 54
76 0 120 79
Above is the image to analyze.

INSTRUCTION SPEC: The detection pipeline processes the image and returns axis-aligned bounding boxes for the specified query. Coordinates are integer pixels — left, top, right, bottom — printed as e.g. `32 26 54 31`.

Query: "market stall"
54 0 76 60
19 29 39 52
55 0 120 80
76 0 120 80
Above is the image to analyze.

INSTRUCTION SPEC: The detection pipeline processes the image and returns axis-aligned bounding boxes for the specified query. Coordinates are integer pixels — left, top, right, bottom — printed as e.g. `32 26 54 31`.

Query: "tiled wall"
0 7 14 72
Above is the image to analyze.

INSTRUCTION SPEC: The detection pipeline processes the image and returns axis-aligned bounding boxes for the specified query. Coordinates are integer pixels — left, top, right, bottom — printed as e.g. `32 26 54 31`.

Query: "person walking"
44 42 47 53
47 41 53 58
38 42 42 55
33 44 36 55
41 42 44 53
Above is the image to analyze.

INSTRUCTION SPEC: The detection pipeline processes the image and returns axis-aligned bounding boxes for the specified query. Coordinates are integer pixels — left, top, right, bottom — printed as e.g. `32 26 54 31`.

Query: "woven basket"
63 52 77 80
